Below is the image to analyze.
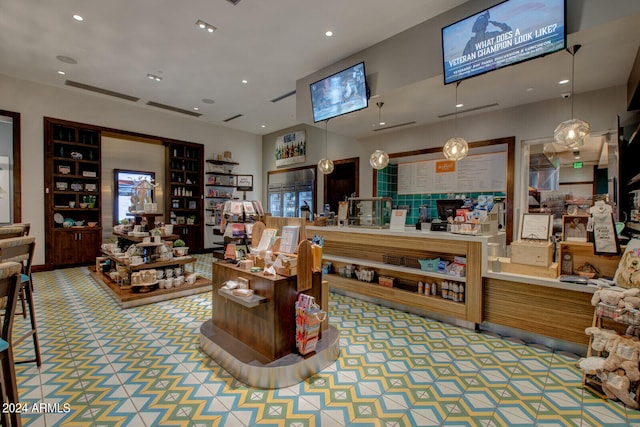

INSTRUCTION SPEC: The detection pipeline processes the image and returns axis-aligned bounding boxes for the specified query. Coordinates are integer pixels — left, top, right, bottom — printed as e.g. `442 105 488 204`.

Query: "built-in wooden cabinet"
44 117 102 267
53 229 100 265
165 141 204 252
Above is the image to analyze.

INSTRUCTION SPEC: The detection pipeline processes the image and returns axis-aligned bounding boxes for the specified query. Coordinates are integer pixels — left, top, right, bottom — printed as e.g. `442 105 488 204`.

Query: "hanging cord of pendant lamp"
317 119 334 174
554 44 590 148
443 81 469 161
370 102 390 170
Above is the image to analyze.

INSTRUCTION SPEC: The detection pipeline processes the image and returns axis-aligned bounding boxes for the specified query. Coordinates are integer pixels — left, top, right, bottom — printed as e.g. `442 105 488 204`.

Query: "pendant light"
370 102 390 169
443 81 469 161
553 44 590 149
317 119 334 174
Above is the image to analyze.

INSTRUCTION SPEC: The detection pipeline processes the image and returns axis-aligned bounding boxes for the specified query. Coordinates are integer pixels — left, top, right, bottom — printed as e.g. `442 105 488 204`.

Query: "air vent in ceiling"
437 103 499 119
65 80 139 102
270 90 296 103
223 114 243 122
226 0 241 5
146 101 202 117
373 121 416 132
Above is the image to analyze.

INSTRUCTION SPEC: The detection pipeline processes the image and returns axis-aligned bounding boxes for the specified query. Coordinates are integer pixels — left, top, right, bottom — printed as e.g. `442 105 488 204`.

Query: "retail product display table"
90 253 210 308
200 261 339 388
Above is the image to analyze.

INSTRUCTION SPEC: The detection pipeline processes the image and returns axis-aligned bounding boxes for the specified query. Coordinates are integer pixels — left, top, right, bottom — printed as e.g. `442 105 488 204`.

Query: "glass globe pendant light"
443 81 468 161
370 102 390 169
554 45 590 149
370 149 389 169
317 119 334 174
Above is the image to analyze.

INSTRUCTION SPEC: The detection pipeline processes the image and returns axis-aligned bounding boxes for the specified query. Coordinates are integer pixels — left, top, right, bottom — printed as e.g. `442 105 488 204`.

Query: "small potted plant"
172 239 189 257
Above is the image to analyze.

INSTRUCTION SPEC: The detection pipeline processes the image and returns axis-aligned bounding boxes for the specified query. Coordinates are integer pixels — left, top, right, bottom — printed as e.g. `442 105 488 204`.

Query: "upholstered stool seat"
0 236 40 366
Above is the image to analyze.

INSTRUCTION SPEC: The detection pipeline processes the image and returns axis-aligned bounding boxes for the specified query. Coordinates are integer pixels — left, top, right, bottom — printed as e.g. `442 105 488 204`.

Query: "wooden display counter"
200 260 340 388
483 241 624 351
307 225 491 325
483 273 595 347
212 262 322 360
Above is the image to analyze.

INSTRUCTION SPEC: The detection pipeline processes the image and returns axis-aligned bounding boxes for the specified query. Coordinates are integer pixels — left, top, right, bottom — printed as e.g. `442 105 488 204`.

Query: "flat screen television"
310 62 368 123
436 199 465 221
442 0 566 85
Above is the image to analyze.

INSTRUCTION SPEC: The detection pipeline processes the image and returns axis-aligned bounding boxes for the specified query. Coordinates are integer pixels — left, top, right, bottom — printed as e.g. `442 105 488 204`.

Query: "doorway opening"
324 157 359 213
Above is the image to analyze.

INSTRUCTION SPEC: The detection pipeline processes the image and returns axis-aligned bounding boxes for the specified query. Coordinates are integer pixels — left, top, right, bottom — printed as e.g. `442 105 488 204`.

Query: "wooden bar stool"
0 237 40 366
0 261 25 427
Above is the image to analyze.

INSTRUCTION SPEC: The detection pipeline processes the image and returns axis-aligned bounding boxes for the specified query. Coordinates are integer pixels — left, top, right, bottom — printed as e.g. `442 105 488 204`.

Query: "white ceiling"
0 0 639 139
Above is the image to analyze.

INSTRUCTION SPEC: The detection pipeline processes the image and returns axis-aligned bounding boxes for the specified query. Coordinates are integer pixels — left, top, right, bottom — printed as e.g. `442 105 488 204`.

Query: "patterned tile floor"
9 254 640 426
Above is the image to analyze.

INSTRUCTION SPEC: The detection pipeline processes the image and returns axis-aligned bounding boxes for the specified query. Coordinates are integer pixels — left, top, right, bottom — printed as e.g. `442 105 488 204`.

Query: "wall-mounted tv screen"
310 62 368 123
442 0 566 85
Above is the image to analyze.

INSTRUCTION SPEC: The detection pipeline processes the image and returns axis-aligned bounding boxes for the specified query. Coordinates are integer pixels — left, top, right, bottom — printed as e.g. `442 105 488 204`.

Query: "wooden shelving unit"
205 159 239 256
165 142 204 252
44 117 102 267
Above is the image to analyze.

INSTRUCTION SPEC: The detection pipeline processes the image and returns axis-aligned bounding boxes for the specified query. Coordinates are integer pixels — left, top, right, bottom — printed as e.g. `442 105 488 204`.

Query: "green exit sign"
573 162 583 169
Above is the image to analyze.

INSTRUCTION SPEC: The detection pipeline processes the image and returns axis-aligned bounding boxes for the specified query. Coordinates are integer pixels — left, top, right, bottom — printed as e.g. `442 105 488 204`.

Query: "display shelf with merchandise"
45 117 102 267
166 142 204 252
307 225 486 324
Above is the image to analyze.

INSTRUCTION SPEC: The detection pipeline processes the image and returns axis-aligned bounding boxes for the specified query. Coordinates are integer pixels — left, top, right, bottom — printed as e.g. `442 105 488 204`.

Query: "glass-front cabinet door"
282 184 297 217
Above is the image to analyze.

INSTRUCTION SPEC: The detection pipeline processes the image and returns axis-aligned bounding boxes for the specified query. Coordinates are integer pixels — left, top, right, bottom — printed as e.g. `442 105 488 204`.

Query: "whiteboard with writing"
398 152 506 195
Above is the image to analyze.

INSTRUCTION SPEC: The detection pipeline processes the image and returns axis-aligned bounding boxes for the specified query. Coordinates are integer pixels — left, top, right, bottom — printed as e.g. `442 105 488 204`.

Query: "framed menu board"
398 152 507 195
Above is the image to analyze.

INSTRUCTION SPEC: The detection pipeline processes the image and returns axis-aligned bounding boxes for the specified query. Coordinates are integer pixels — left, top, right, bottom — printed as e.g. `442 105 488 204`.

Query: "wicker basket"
596 302 640 326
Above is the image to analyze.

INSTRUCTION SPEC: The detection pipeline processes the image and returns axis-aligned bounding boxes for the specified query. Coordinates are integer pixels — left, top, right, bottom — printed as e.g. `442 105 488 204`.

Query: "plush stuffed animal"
614 246 640 289
602 370 640 409
626 323 640 338
592 288 625 306
591 287 640 307
620 344 640 382
602 336 625 372
585 327 618 352
578 356 606 375
619 295 640 310
602 335 640 373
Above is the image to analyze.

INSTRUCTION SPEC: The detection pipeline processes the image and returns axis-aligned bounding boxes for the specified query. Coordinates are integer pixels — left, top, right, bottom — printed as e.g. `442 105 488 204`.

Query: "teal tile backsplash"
376 164 505 226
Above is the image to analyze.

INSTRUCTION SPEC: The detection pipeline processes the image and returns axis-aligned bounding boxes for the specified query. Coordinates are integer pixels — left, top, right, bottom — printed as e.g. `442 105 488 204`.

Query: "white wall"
0 73 262 265
265 84 626 231
262 123 354 215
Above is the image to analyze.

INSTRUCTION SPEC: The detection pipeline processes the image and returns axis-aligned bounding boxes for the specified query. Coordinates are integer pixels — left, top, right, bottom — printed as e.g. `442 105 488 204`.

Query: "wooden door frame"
0 110 21 223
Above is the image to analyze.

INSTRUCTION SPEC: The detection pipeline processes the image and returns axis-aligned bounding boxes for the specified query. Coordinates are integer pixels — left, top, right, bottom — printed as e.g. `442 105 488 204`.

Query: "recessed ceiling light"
57 70 65 75
456 103 464 108
56 55 77 64
261 125 266 128
73 14 84 21
526 87 534 92
242 79 248 84
147 73 162 82
202 98 215 104
195 19 216 33
325 30 333 37
559 79 570 85
193 107 199 111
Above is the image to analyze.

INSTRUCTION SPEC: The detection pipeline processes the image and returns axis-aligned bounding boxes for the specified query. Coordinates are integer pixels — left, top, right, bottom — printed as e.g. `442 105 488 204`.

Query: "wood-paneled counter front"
307 226 492 324
483 272 595 346
212 261 322 361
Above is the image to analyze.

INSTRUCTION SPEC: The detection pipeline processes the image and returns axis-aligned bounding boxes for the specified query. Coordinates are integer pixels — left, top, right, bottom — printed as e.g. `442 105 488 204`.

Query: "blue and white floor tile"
8 254 639 426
